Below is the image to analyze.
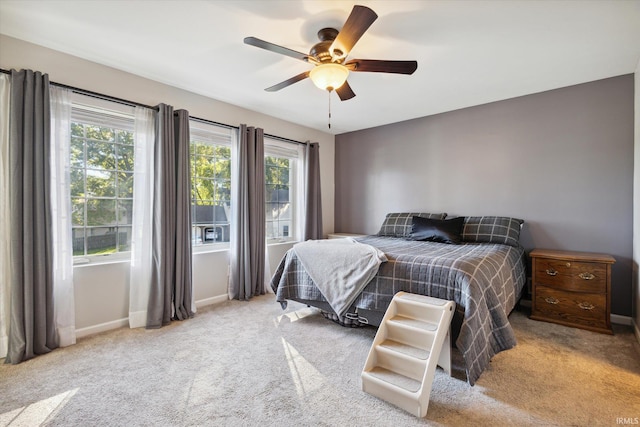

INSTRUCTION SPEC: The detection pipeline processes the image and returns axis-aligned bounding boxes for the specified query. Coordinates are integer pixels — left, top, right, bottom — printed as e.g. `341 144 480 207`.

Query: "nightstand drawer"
532 286 607 330
533 257 607 293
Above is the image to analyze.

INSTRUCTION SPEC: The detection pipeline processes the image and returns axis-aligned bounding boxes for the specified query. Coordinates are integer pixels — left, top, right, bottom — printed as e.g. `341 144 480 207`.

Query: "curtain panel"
303 142 323 240
0 74 11 358
49 85 76 348
5 69 57 363
128 106 156 328
229 124 266 300
146 104 194 328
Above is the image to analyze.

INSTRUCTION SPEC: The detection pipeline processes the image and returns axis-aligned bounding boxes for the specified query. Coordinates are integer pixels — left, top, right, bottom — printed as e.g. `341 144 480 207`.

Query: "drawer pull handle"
578 302 595 310
545 269 558 276
578 272 595 280
545 297 559 305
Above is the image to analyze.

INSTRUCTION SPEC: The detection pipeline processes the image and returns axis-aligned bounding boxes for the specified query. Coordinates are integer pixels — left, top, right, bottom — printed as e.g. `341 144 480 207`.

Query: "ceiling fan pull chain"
328 90 331 129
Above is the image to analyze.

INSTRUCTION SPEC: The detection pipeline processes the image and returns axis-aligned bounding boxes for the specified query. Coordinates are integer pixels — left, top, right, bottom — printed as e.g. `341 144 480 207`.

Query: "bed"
270 213 527 385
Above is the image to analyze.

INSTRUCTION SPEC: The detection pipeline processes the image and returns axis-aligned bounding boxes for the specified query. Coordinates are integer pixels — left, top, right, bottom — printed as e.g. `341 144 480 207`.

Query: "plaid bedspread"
270 235 527 386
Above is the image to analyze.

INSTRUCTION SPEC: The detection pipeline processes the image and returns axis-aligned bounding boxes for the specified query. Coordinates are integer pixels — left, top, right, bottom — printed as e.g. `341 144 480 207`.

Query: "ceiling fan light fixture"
309 63 349 92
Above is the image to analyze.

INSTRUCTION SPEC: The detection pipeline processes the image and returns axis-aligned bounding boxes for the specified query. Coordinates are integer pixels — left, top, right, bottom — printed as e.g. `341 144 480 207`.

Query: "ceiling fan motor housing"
311 28 343 63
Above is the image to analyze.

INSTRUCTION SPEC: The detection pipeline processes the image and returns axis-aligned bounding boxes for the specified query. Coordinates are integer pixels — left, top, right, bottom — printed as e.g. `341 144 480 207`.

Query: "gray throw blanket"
292 238 387 317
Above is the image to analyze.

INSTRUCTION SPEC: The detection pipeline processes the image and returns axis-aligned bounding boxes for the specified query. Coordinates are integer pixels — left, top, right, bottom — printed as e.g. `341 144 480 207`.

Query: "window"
264 138 300 242
190 120 233 247
70 95 136 257
66 94 299 257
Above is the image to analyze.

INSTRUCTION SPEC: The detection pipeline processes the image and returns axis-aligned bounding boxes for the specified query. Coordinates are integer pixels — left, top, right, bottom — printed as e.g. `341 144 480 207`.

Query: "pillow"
461 216 524 247
408 216 465 244
377 212 447 238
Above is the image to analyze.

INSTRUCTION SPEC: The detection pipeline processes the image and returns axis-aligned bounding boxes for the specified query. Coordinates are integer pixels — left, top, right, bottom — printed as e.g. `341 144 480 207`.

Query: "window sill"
73 254 131 268
73 240 298 267
267 240 298 247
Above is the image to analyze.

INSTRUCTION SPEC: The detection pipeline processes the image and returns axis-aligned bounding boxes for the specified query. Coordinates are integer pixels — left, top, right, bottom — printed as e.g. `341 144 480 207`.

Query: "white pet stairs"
361 291 456 418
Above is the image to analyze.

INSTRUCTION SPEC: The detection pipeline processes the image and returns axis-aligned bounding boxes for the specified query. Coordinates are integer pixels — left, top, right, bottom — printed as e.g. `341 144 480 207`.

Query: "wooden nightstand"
529 249 615 334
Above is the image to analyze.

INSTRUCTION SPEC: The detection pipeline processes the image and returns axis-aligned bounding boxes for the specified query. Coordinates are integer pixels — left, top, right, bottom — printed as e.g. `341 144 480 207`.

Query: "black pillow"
377 212 447 238
408 216 465 244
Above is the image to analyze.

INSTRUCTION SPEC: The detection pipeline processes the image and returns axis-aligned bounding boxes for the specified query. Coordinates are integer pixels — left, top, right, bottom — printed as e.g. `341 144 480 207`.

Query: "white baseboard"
611 314 633 326
75 294 229 339
195 294 228 309
76 318 129 339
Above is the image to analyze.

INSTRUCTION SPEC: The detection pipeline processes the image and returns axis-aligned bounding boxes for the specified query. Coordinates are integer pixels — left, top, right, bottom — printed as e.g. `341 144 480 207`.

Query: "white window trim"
189 120 233 249
264 137 301 244
70 93 136 265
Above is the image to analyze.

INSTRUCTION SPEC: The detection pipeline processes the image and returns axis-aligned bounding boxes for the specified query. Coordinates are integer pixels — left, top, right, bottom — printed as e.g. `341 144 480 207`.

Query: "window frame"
189 120 233 252
69 94 137 264
264 137 301 244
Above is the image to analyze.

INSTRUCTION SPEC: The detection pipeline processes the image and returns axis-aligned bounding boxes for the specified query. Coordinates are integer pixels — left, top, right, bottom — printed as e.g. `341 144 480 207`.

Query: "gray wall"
335 75 634 317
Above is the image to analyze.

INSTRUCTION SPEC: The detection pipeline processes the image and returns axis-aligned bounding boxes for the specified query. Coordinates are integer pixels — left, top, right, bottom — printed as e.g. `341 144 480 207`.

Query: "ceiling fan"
244 5 418 101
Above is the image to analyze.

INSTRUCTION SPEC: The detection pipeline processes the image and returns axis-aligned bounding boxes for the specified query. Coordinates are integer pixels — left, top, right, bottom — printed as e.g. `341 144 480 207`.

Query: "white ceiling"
1 0 639 135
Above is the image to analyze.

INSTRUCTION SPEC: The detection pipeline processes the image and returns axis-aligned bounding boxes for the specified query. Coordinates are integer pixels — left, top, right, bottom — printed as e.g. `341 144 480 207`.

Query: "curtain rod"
1 68 153 110
0 68 307 146
264 133 309 146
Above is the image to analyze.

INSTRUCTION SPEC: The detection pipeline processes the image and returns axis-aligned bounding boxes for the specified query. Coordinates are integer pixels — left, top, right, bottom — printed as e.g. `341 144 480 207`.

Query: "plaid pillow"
378 212 447 238
461 216 524 247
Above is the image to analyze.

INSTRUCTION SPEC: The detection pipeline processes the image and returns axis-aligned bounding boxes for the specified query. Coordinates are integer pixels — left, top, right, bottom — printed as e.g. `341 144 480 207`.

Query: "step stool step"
365 366 421 393
389 314 438 332
379 339 431 360
395 293 448 306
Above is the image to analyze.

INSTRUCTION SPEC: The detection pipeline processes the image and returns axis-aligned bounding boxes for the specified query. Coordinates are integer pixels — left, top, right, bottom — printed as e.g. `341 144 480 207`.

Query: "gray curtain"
147 104 194 328
303 142 323 240
229 125 265 300
6 69 57 363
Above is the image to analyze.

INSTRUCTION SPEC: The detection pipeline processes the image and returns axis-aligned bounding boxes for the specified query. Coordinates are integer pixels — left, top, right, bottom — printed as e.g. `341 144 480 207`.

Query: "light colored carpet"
1 295 639 426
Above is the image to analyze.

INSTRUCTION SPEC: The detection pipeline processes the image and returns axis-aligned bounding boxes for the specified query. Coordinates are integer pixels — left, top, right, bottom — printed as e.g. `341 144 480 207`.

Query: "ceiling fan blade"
336 81 356 101
244 37 315 63
329 5 378 59
265 71 310 92
345 59 418 75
